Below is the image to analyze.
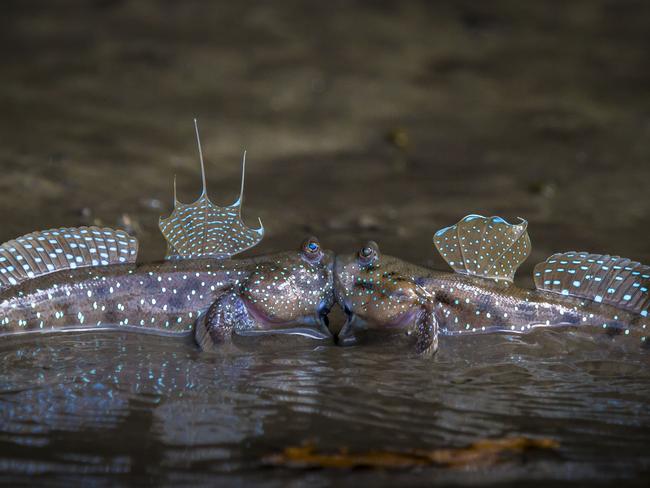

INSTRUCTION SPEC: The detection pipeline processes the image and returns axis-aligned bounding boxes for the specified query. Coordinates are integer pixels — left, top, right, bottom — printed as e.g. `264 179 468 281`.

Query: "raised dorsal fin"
0 226 138 291
158 120 264 259
534 251 650 316
433 214 531 282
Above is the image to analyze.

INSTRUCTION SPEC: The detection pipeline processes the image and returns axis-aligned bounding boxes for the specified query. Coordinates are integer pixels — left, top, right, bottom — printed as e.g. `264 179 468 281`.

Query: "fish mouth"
336 303 420 347
235 306 333 341
336 303 362 346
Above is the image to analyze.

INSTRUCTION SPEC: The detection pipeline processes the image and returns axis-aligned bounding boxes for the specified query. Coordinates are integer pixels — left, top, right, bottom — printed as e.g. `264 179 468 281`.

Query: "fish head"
334 241 432 346
236 236 335 341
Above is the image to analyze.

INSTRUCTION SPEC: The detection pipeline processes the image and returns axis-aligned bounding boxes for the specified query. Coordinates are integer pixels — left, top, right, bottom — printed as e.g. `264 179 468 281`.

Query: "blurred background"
1 0 649 279
2 2 650 485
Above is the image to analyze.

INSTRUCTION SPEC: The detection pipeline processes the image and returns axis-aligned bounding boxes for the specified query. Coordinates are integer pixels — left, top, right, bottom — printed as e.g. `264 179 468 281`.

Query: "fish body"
0 249 335 347
0 125 336 349
335 214 650 355
0 259 246 337
337 258 641 336
425 272 640 337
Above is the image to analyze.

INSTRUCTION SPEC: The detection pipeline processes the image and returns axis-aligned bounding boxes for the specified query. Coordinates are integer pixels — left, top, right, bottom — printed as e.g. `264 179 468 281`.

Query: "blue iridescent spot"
572 280 581 287
594 295 603 303
308 242 318 252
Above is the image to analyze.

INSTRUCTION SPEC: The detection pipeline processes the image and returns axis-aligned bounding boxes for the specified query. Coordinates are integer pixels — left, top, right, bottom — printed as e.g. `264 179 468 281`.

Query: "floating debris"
263 436 559 470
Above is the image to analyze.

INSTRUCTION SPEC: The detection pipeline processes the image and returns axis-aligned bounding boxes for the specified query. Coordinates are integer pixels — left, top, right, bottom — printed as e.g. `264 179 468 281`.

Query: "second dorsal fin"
433 214 531 282
0 226 138 292
534 252 650 316
158 120 264 260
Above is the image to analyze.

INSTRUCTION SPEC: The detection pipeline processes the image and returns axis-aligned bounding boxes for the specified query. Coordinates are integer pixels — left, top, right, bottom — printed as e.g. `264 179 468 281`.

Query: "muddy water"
1 0 650 485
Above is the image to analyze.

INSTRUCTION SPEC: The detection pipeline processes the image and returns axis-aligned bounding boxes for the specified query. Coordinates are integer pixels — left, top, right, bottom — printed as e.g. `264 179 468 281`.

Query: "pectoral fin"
415 310 439 356
194 290 254 351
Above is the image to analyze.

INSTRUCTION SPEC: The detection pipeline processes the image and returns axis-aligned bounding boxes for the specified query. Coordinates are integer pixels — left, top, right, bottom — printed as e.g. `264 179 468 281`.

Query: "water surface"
1 329 649 485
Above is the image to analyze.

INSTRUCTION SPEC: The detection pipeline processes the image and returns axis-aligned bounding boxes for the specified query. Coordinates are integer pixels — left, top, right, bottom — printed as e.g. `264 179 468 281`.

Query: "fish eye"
301 236 323 261
358 241 380 265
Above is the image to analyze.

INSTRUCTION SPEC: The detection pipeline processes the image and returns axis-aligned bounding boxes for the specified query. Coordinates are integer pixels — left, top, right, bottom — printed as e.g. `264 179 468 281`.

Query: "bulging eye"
360 247 373 258
358 241 380 265
301 236 323 261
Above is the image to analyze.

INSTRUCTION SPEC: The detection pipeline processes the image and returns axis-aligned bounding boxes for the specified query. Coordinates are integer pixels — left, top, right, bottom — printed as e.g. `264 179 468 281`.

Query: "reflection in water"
0 330 649 484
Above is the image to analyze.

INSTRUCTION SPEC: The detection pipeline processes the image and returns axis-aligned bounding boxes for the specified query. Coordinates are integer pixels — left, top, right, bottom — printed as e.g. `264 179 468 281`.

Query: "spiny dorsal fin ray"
433 214 531 282
534 252 650 316
0 226 138 291
159 121 264 260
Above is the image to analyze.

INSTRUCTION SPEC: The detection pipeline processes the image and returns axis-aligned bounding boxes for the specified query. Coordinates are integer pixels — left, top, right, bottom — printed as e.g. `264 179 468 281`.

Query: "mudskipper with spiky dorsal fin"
334 214 650 355
0 121 334 350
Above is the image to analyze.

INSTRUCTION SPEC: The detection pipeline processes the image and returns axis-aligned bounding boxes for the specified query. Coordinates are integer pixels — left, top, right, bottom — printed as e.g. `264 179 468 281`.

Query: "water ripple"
0 330 649 483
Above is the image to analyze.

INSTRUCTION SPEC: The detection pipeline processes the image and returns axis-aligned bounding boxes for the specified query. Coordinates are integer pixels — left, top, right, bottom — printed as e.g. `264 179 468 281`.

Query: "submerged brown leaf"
264 436 558 470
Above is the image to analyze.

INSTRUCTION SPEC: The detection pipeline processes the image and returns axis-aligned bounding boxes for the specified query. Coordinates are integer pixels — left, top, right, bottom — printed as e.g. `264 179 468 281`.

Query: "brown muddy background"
1 0 649 486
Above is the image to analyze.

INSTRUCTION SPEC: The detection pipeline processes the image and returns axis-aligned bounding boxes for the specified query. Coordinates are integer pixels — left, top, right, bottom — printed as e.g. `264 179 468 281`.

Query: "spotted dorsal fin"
158 120 264 260
433 214 531 282
0 226 138 291
534 252 650 316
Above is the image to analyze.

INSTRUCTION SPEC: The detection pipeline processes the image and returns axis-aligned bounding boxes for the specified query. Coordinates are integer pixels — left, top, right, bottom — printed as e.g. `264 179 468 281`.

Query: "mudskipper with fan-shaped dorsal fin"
334 214 650 355
0 121 335 350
